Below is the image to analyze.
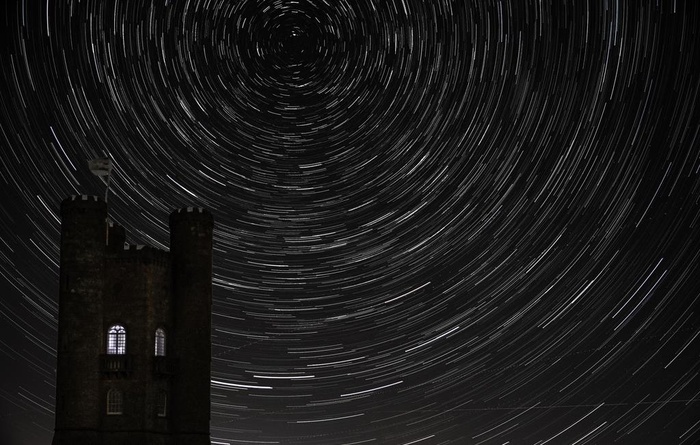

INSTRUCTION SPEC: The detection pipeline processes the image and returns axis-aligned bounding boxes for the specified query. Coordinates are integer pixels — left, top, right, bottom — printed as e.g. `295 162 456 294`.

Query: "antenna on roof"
88 158 113 202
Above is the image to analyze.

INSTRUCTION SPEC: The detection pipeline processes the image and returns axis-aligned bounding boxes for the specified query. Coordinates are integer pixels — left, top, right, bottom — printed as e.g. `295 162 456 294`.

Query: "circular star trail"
1 0 700 444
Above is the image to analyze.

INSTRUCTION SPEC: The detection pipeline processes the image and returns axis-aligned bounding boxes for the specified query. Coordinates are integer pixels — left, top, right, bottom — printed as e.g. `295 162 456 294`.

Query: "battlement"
70 194 101 202
60 195 106 213
169 206 214 226
107 244 170 267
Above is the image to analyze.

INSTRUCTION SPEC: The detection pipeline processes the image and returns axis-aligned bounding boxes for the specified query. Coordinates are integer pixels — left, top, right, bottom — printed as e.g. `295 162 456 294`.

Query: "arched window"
107 389 123 415
155 328 166 356
156 390 167 417
107 324 126 355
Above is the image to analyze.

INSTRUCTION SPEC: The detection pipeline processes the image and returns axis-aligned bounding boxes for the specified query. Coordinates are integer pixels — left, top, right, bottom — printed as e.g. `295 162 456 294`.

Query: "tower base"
52 429 101 445
53 430 193 445
174 433 211 445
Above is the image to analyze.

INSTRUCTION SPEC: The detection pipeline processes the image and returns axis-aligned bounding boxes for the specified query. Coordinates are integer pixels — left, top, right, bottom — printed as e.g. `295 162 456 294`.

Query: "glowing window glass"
155 328 166 357
107 325 126 355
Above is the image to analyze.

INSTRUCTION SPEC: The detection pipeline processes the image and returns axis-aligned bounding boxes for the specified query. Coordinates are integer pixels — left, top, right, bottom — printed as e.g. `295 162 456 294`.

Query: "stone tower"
52 195 213 445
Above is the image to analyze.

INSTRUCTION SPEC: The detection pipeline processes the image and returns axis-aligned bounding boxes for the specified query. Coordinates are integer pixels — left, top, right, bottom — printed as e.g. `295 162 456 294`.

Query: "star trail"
1 0 700 444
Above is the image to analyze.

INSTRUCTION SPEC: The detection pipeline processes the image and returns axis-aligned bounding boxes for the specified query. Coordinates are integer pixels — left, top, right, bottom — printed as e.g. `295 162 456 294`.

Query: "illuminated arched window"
107 389 123 415
107 324 126 355
155 328 166 356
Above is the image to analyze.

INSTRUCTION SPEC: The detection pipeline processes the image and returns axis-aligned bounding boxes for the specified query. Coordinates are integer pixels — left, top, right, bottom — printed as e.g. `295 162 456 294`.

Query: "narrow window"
155 328 166 356
107 324 126 354
107 389 123 415
156 391 167 417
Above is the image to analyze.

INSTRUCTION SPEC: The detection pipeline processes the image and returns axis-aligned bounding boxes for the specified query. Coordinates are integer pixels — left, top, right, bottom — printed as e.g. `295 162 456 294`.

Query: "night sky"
1 1 700 444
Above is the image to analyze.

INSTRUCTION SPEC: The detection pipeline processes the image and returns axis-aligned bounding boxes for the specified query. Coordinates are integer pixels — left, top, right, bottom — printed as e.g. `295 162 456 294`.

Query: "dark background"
1 1 699 444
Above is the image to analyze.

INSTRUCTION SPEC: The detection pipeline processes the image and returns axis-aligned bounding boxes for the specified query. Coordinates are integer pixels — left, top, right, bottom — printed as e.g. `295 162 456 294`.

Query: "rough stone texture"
53 197 213 445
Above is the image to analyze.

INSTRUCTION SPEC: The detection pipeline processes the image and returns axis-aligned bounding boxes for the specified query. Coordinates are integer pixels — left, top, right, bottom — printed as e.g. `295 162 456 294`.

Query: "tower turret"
169 207 213 445
106 221 126 251
53 195 107 445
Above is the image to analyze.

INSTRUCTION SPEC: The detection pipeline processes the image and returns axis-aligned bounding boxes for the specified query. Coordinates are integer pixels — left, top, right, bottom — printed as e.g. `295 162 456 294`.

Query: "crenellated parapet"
169 206 214 222
60 194 104 209
108 244 171 268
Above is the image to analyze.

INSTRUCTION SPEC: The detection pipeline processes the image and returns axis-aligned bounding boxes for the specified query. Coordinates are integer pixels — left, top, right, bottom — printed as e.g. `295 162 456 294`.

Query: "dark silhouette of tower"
170 207 214 445
52 195 213 445
54 195 105 444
